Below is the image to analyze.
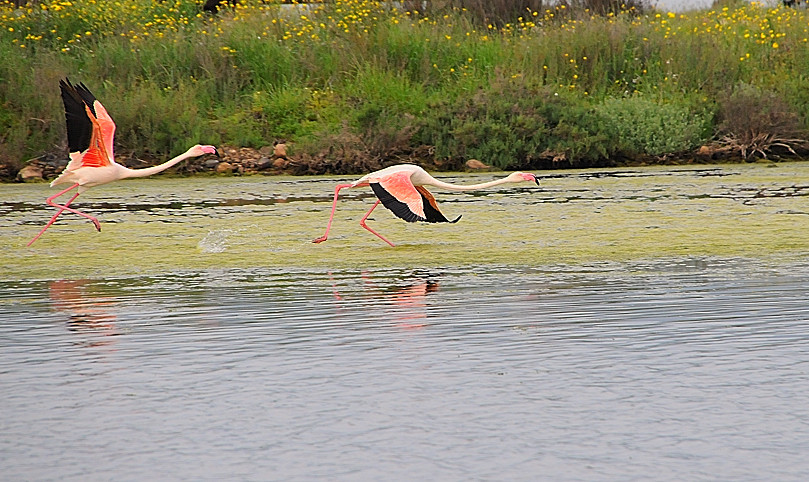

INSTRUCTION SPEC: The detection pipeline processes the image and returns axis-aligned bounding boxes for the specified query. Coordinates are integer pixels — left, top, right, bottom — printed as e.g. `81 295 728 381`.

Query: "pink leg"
27 183 99 247
26 191 80 246
28 185 80 246
312 183 353 244
360 200 395 247
46 186 101 232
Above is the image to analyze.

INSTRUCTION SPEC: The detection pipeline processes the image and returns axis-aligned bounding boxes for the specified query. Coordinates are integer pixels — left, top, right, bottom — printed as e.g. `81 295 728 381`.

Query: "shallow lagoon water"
2 163 809 479
4 162 809 277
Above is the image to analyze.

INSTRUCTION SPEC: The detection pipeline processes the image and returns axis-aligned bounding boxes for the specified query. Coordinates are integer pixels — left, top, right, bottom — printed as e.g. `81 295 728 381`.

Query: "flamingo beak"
533 175 540 186
214 147 221 157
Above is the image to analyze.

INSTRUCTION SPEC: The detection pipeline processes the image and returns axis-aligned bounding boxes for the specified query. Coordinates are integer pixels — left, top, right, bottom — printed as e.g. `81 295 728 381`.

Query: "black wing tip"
60 78 97 107
77 81 94 96
60 78 77 97
59 77 96 153
418 190 458 224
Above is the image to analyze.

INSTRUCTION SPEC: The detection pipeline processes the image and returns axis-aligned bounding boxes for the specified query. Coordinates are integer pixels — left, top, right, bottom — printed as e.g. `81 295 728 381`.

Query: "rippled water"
5 162 809 279
3 259 809 480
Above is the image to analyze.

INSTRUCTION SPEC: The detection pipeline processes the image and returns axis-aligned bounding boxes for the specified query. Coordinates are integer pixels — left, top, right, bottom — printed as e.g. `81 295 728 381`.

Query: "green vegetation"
1 0 808 176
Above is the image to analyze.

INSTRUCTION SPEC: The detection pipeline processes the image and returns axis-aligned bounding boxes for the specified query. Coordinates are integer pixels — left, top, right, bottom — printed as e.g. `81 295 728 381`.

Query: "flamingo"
27 79 219 246
312 164 539 246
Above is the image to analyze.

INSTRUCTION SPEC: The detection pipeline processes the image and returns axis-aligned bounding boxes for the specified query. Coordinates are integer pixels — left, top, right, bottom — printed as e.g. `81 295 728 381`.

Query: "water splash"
198 229 236 253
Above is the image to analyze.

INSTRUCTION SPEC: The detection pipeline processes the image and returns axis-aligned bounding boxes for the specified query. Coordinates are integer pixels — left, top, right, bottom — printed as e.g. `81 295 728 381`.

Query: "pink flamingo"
312 164 539 246
27 79 219 246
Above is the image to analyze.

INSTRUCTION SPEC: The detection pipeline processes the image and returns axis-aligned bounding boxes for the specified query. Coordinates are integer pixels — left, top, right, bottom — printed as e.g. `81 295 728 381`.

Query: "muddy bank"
5 141 805 184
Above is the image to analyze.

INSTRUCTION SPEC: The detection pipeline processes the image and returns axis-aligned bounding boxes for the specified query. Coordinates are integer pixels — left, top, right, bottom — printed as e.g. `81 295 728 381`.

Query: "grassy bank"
1 0 808 178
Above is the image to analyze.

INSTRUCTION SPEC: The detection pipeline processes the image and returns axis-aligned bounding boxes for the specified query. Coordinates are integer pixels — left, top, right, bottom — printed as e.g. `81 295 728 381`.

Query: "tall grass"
1 0 807 173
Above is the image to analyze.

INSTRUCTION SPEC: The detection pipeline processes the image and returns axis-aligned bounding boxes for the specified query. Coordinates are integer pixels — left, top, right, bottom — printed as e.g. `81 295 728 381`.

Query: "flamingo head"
507 172 540 185
189 145 220 157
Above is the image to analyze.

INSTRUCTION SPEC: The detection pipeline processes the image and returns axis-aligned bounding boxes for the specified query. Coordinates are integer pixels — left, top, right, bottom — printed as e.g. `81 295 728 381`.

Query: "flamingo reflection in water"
49 279 118 348
329 271 440 329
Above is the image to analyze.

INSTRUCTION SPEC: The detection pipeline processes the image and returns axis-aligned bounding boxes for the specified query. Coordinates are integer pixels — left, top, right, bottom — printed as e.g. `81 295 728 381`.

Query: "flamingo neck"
121 151 192 179
425 176 515 192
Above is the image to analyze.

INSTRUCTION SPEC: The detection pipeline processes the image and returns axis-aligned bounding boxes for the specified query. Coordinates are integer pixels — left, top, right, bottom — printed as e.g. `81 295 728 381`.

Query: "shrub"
249 86 313 141
417 81 547 169
778 77 809 132
595 96 708 157
343 67 428 126
107 80 218 158
716 84 808 160
416 76 613 169
293 117 425 176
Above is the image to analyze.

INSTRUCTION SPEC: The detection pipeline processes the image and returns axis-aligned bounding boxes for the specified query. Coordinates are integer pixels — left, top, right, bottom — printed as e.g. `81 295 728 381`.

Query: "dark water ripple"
2 260 809 480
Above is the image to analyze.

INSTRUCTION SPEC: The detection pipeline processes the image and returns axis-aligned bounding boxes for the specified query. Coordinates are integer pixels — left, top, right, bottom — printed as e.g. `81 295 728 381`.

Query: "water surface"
3 164 809 479
4 163 809 278
2 261 809 480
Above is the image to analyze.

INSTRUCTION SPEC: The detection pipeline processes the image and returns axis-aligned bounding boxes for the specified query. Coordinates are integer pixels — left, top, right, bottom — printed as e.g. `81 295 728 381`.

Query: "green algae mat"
3 162 808 280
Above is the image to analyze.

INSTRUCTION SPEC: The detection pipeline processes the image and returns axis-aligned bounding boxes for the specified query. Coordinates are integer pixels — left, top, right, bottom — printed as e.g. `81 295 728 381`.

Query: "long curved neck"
426 176 514 192
122 151 194 179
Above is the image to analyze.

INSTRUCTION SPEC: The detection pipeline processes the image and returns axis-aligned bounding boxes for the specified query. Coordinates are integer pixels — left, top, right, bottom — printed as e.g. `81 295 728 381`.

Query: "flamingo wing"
371 171 425 222
370 171 460 224
59 79 114 170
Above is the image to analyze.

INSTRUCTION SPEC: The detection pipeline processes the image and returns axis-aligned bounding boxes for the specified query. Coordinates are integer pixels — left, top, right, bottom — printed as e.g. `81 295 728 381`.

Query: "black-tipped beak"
214 147 221 157
533 176 540 186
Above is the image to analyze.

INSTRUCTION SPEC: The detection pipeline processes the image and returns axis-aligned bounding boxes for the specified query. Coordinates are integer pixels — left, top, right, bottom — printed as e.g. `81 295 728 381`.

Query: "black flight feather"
60 78 96 154
371 182 462 224
419 190 461 224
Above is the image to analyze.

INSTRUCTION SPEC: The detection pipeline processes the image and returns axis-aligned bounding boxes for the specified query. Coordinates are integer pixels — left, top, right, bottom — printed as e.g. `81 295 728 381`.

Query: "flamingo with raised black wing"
27 79 219 246
312 164 539 247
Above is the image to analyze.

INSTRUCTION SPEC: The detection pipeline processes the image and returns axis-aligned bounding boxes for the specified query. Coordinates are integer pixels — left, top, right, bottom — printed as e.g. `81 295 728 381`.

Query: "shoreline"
7 143 806 184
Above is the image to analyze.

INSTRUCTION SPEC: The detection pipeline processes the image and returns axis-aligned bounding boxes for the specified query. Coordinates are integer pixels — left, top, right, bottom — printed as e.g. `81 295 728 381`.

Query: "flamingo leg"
312 183 353 244
27 183 100 247
27 191 82 246
45 185 101 232
359 200 396 247
28 184 81 246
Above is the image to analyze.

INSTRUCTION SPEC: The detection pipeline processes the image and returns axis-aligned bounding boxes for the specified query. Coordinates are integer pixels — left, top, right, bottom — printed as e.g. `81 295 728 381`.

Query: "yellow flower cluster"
1 0 806 71
0 0 213 50
518 3 808 93
256 0 400 42
647 2 807 47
